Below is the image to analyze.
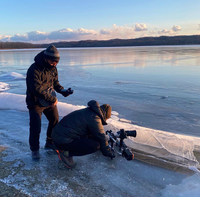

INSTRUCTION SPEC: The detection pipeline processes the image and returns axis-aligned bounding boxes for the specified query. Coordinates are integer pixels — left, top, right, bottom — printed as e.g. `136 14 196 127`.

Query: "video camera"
106 129 136 161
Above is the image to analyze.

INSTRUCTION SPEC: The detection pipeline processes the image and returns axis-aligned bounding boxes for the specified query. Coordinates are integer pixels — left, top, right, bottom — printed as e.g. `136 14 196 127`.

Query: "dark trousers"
29 105 59 151
54 138 100 156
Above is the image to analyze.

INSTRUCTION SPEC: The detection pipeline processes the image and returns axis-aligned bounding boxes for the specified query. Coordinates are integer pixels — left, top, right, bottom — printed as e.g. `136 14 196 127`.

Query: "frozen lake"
1 46 200 136
0 46 200 196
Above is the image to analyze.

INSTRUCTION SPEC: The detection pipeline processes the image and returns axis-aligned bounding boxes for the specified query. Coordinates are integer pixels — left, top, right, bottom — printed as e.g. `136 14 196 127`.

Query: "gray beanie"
100 104 112 120
43 45 60 61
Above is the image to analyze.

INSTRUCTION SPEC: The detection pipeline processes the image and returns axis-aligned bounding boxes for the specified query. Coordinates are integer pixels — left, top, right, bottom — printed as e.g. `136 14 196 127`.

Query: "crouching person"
52 100 115 168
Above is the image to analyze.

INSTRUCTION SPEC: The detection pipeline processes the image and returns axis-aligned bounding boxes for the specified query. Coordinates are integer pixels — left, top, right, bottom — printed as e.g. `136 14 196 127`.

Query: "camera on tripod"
106 129 137 161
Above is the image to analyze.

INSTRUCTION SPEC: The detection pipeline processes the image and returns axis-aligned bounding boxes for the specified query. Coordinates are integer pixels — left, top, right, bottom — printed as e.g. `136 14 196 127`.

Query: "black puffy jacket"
26 51 64 107
52 100 112 156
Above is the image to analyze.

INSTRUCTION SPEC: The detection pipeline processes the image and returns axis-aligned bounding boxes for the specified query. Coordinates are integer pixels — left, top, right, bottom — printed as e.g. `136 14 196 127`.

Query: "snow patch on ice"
0 72 25 81
188 166 200 173
161 173 200 197
0 82 10 92
119 118 132 123
111 111 119 116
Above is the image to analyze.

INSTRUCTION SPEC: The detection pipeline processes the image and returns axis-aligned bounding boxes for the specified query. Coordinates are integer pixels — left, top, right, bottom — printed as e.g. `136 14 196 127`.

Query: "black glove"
61 88 74 97
102 146 116 159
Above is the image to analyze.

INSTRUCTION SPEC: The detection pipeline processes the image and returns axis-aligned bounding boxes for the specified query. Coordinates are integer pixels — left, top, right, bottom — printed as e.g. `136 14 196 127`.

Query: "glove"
61 88 74 97
102 146 116 159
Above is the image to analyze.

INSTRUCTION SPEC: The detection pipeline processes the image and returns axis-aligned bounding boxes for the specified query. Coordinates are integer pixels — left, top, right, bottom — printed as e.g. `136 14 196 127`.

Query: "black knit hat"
100 104 112 120
43 45 60 61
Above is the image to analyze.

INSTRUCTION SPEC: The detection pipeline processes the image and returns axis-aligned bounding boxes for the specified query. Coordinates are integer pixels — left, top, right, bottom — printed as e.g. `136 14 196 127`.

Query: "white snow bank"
9 72 26 79
0 72 25 81
0 82 10 92
0 92 85 114
0 92 200 168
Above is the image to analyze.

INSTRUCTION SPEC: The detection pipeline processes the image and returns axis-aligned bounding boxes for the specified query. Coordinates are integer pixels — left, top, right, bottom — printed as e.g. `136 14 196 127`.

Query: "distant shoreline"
1 35 200 49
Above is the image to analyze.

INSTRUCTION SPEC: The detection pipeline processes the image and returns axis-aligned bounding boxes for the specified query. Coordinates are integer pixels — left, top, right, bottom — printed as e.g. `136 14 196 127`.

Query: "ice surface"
161 173 200 197
0 92 199 169
1 47 200 137
1 46 200 196
0 104 200 196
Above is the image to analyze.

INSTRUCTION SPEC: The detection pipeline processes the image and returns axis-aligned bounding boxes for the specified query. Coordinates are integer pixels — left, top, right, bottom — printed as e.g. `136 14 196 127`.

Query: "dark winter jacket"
26 51 64 107
52 100 112 156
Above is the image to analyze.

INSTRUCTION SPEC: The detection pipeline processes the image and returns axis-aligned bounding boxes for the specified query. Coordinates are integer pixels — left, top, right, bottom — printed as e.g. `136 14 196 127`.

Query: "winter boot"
32 150 40 160
58 151 77 169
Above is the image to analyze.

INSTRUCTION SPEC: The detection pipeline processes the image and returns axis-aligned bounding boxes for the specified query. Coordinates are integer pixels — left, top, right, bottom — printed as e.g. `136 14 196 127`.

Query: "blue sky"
0 0 200 43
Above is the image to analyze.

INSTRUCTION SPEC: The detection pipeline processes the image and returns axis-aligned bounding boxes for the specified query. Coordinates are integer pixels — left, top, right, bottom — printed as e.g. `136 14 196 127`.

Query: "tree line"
0 42 37 49
1 35 200 49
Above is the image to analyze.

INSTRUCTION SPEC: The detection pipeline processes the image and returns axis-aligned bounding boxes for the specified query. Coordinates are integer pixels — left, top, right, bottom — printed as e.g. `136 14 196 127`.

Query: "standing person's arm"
53 68 73 97
53 67 64 93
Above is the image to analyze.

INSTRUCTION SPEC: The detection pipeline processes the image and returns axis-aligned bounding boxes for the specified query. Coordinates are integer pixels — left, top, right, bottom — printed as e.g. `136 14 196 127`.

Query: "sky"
0 0 200 44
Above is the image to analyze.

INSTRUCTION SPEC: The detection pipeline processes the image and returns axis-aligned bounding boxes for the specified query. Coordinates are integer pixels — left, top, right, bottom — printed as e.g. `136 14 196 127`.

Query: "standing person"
26 45 73 160
52 100 115 169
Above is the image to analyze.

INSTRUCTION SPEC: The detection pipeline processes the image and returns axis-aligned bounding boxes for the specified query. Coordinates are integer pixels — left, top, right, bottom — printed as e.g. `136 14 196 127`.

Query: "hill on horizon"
1 35 200 49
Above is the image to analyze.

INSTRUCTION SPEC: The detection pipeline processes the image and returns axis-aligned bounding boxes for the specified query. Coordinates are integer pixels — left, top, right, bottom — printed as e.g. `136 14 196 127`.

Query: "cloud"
100 29 111 35
77 28 96 35
27 31 48 41
157 25 182 36
149 31 157 35
198 24 200 30
99 23 148 39
0 23 185 43
172 25 182 32
3 28 98 43
0 23 146 43
9 31 48 42
158 28 176 35
134 23 148 31
10 34 29 42
48 28 97 40
0 35 11 42
0 23 148 43
158 29 172 34
98 24 136 39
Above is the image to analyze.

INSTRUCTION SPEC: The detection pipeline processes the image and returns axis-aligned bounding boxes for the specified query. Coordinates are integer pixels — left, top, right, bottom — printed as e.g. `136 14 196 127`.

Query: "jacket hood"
34 50 45 68
87 100 107 125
